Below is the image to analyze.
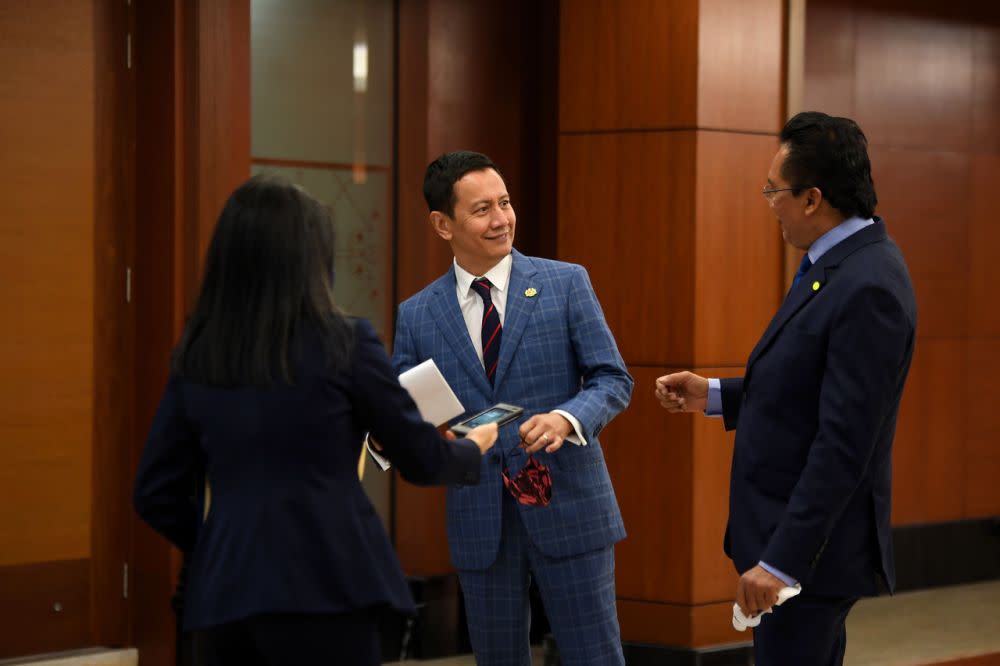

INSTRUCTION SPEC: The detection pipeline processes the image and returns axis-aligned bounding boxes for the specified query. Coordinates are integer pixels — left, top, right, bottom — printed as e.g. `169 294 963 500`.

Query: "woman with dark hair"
134 174 496 666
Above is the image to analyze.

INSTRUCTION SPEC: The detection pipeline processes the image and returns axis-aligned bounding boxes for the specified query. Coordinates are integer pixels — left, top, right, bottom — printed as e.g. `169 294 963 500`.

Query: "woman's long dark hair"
171 174 353 386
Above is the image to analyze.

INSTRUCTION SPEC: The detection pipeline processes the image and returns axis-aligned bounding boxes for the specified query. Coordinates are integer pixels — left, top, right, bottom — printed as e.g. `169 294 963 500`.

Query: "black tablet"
450 403 524 434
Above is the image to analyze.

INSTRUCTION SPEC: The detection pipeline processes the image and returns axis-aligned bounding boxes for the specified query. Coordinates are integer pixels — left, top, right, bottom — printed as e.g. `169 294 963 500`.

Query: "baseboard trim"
620 641 753 666
893 517 1000 592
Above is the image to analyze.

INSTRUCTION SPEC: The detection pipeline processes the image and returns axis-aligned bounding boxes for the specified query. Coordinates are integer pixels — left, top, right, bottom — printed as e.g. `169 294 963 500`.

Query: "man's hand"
735 565 784 618
654 371 709 413
520 413 573 454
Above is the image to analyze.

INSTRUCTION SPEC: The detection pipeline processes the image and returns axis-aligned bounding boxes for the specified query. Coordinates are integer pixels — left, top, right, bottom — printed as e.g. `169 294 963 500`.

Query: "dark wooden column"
558 0 785 652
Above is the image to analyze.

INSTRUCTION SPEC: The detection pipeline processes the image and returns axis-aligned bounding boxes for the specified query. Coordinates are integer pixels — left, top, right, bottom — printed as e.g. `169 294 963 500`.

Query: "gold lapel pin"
812 281 821 291
525 287 538 297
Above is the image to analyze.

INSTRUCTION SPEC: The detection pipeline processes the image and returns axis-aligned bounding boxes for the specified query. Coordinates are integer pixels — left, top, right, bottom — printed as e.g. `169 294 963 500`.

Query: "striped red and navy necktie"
471 277 502 386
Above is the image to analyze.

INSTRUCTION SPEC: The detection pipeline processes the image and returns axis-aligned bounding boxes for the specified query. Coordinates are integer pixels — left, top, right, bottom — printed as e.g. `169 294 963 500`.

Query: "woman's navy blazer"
134 318 481 630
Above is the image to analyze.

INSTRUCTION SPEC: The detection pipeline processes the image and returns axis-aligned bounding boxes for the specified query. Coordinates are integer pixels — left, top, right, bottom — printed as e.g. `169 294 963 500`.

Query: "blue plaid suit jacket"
393 250 633 570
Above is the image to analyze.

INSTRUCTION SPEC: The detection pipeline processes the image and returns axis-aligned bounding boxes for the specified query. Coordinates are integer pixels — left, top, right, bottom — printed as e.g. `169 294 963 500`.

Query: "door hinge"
123 562 129 599
125 267 132 303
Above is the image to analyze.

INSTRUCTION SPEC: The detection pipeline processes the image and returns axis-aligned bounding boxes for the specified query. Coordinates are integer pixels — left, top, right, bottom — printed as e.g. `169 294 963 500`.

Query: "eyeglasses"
761 185 808 200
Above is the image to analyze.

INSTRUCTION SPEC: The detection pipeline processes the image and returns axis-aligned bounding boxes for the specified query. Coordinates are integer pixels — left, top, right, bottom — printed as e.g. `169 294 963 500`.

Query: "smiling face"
431 168 516 276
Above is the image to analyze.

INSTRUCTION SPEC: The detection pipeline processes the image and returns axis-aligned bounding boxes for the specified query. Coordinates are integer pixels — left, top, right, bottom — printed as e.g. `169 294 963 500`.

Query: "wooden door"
0 1 132 657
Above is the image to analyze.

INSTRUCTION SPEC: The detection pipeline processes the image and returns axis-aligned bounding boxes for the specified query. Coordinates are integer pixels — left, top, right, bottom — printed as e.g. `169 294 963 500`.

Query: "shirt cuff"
552 409 586 446
759 560 798 587
705 377 723 417
365 434 392 471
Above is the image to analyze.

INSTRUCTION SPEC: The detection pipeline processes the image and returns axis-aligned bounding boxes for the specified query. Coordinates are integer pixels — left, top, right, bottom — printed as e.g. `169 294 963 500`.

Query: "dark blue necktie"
471 278 502 385
790 253 813 293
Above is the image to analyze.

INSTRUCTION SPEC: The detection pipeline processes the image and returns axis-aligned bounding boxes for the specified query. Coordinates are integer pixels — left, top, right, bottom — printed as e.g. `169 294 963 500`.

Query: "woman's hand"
448 422 498 455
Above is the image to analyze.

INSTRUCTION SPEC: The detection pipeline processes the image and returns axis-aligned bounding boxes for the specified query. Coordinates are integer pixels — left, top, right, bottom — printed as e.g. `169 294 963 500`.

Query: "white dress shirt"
452 256 586 446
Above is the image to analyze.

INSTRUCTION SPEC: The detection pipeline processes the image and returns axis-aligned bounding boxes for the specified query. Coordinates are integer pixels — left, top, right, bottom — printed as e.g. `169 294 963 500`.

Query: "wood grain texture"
189 0 251 303
891 340 966 525
969 153 1000 338
801 1 856 117
617 598 741 648
605 367 694 603
964 338 1000 518
132 3 187 665
90 0 133 646
694 131 784 367
696 0 784 132
559 0 698 132
870 145 970 340
972 19 1000 154
0 560 90 658
558 132 697 367
0 0 95 568
854 7 975 153
690 368 742 604
131 3 252 664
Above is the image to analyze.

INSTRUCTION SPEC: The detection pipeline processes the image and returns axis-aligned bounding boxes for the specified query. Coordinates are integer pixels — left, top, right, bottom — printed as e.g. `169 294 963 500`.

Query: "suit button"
491 453 500 463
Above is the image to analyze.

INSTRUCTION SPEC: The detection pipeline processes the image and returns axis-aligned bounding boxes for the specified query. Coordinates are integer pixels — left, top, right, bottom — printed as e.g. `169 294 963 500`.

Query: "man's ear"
803 186 823 215
430 211 453 240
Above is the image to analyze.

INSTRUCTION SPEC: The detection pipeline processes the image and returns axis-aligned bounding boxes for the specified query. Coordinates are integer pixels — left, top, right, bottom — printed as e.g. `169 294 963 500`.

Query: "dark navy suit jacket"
720 220 916 598
393 250 633 570
133 318 482 630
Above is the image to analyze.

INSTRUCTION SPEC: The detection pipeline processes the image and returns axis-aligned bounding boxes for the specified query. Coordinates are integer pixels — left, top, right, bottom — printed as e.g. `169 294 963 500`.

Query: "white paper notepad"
397 358 465 426
366 359 465 472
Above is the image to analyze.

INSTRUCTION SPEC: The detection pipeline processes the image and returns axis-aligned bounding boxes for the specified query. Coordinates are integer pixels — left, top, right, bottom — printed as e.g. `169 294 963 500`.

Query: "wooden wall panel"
559 0 698 132
806 0 1000 527
0 560 90 656
694 131 784 366
854 11 975 153
132 3 185 664
696 0 784 132
617 599 744 648
969 153 1000 338
0 0 95 570
427 1 523 183
90 0 134 645
964 338 1000 517
891 341 966 525
187 0 252 304
870 147 970 340
558 132 696 366
131 2 251 664
801 2 856 117
690 368 741 604
604 367 693 603
972 20 1000 153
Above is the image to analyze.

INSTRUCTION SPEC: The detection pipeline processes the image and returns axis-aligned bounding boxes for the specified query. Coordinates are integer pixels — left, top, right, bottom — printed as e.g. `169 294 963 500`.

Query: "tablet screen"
464 407 515 428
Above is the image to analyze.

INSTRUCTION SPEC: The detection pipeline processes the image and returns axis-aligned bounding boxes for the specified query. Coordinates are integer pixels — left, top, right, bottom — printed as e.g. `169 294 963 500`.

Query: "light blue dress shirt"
705 216 874 586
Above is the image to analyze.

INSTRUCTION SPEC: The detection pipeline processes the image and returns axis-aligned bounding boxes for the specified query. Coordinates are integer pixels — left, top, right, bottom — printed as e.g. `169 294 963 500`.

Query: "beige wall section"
250 0 395 525
0 2 95 566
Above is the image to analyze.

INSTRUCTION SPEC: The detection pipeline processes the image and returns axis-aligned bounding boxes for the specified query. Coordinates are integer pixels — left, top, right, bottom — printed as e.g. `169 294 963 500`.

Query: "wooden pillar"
558 0 786 652
131 2 249 664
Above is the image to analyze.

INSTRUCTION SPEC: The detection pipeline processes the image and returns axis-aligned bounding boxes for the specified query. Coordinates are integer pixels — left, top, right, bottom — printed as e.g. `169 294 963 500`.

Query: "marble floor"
3 581 996 665
387 580 1000 665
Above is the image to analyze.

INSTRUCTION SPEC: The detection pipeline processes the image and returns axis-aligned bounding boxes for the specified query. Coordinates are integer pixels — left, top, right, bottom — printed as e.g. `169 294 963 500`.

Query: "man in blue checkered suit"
391 151 632 664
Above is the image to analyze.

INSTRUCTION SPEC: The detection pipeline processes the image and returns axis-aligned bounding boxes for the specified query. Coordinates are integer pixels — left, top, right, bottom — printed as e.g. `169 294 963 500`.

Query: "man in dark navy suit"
655 112 917 666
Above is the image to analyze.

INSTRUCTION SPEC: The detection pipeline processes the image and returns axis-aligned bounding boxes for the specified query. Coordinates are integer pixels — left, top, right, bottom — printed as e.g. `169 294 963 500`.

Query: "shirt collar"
453 253 513 295
807 216 875 264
